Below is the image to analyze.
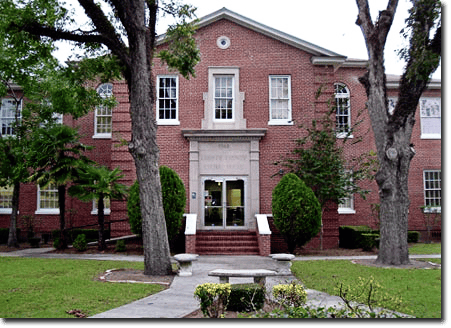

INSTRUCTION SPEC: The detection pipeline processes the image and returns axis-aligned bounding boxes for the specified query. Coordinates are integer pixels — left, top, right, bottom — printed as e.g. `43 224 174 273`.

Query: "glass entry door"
204 178 245 228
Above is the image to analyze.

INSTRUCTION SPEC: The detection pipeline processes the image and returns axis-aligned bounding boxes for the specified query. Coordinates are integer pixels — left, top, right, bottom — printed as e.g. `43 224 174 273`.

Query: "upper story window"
0 185 13 214
1 98 22 137
420 98 441 139
94 83 113 138
157 76 179 125
334 83 351 137
36 183 59 215
423 170 441 212
214 76 234 120
269 75 292 125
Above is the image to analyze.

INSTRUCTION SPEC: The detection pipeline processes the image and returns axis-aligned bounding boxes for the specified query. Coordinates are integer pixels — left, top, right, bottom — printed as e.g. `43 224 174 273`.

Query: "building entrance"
203 177 245 228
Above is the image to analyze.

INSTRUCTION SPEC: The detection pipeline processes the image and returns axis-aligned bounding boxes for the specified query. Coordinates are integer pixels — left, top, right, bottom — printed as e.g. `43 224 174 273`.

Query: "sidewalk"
0 248 440 318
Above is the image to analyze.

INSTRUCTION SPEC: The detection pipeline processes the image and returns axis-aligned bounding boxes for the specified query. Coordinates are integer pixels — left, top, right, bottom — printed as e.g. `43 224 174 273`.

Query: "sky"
55 0 443 79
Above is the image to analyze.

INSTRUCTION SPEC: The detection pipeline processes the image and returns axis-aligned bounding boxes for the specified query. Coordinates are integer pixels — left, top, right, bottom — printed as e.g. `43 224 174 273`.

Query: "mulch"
95 268 175 285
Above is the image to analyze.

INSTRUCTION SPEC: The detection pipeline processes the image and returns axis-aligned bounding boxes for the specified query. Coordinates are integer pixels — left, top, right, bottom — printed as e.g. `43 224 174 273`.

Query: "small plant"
28 237 41 248
115 240 126 252
194 283 231 318
72 234 87 252
227 283 265 312
53 237 62 249
272 281 307 309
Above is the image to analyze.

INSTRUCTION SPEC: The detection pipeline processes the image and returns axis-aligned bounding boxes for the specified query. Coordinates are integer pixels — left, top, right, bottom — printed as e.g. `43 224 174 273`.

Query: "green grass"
409 242 441 255
0 257 166 318
291 260 441 318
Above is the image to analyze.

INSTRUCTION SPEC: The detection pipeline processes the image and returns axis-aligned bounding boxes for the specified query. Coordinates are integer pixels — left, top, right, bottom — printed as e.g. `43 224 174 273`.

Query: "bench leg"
253 277 266 285
219 276 229 284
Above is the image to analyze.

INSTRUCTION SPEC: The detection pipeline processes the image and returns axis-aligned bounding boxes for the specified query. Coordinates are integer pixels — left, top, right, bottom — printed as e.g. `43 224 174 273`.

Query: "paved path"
0 248 440 318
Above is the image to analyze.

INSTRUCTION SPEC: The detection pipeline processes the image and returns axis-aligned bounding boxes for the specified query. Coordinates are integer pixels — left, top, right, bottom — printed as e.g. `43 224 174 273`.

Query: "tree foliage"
272 173 322 253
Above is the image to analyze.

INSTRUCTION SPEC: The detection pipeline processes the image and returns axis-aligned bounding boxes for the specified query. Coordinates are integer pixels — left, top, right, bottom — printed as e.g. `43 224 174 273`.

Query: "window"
157 76 179 125
94 83 113 138
214 76 234 120
269 76 292 125
420 98 441 139
92 197 111 215
36 184 59 214
338 171 355 214
424 170 441 212
0 185 13 214
335 84 351 137
1 98 22 136
388 97 397 115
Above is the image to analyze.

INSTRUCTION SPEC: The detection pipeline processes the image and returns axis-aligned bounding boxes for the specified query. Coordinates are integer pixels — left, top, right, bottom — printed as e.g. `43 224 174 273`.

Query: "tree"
355 0 441 265
2 0 200 275
69 165 128 251
272 173 322 253
28 124 93 249
277 108 377 249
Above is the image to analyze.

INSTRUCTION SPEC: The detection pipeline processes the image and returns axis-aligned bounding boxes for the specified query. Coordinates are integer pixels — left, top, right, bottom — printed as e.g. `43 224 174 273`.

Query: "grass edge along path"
0 257 166 318
291 259 441 319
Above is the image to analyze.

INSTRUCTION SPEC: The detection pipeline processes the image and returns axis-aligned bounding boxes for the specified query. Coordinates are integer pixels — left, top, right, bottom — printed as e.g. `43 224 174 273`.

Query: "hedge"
227 283 265 312
0 228 21 244
339 225 372 249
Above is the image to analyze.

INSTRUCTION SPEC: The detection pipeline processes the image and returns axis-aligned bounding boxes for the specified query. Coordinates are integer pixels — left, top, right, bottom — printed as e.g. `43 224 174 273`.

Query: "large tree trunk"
125 1 172 276
7 182 20 248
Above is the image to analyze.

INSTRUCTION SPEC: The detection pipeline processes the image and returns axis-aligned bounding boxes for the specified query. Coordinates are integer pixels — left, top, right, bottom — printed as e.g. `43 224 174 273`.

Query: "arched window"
94 83 113 138
334 83 351 137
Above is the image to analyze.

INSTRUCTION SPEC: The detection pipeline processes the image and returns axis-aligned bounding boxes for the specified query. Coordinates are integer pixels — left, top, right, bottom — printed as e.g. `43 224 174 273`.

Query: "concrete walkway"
0 248 441 318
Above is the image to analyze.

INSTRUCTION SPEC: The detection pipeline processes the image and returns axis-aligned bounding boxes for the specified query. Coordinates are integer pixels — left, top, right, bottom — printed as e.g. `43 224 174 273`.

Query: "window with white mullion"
1 98 22 136
334 83 351 137
0 185 13 213
424 170 441 210
157 76 179 124
94 83 113 138
36 184 59 214
269 76 292 124
214 76 234 120
420 98 441 139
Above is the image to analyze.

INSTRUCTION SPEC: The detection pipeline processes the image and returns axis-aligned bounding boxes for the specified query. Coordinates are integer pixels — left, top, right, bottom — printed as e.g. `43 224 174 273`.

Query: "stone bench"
270 253 295 275
208 269 277 285
173 253 199 277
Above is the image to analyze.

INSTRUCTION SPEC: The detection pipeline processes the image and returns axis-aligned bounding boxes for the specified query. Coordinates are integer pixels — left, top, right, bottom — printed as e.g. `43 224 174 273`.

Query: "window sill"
157 120 180 126
423 207 441 213
421 134 441 140
35 209 60 215
92 134 112 139
336 133 354 139
0 209 12 214
91 210 111 215
268 120 294 126
338 208 356 214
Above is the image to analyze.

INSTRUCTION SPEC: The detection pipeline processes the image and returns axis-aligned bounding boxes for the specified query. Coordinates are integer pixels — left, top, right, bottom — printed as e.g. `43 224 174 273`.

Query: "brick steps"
195 230 259 255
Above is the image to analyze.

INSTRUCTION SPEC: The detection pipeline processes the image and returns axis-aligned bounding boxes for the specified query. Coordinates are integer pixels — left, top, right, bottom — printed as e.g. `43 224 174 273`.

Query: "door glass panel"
204 180 223 227
226 180 244 226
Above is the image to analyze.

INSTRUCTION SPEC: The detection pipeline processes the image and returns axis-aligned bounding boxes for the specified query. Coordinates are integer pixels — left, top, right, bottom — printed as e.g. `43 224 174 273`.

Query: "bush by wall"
272 173 322 253
227 283 265 312
339 226 372 249
0 228 21 244
408 231 420 243
51 229 110 244
73 234 87 251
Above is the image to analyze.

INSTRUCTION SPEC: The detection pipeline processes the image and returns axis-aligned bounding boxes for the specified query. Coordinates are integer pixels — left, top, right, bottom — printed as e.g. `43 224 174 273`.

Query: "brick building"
0 8 441 253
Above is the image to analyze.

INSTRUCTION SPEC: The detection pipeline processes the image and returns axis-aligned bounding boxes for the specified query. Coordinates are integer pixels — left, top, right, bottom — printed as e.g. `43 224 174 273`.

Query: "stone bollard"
174 253 199 277
270 253 295 275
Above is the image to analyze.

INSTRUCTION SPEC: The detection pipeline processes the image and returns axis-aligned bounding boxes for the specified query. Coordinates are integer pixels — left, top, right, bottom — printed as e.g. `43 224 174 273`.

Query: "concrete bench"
173 253 198 276
270 253 295 275
208 269 277 285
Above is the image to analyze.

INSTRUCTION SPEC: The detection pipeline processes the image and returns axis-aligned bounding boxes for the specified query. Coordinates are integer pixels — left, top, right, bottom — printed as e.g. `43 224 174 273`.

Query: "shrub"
127 166 186 242
339 225 372 249
408 231 420 243
0 228 21 244
72 234 87 252
53 237 62 249
227 283 265 312
194 283 231 318
28 237 41 248
360 233 379 251
272 173 322 253
115 240 126 252
272 281 307 308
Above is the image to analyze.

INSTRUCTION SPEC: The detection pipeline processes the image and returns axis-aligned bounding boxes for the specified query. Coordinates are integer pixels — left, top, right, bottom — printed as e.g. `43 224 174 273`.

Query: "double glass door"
204 177 245 227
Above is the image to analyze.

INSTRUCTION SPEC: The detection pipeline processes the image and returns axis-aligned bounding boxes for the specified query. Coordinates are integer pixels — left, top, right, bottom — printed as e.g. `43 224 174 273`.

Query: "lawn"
409 242 441 255
0 257 166 318
291 259 441 318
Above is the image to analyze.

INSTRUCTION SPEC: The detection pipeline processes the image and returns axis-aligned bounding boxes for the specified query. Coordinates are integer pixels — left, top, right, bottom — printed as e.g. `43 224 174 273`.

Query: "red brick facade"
0 8 441 249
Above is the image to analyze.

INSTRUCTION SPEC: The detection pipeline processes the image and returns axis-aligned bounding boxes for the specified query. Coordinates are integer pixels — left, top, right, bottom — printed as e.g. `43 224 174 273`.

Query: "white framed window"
0 185 13 214
335 83 351 137
388 97 397 115
1 98 22 137
423 170 441 212
420 98 441 139
269 75 292 125
94 83 113 138
92 197 111 215
157 76 179 125
35 184 59 215
338 171 355 214
214 76 234 121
